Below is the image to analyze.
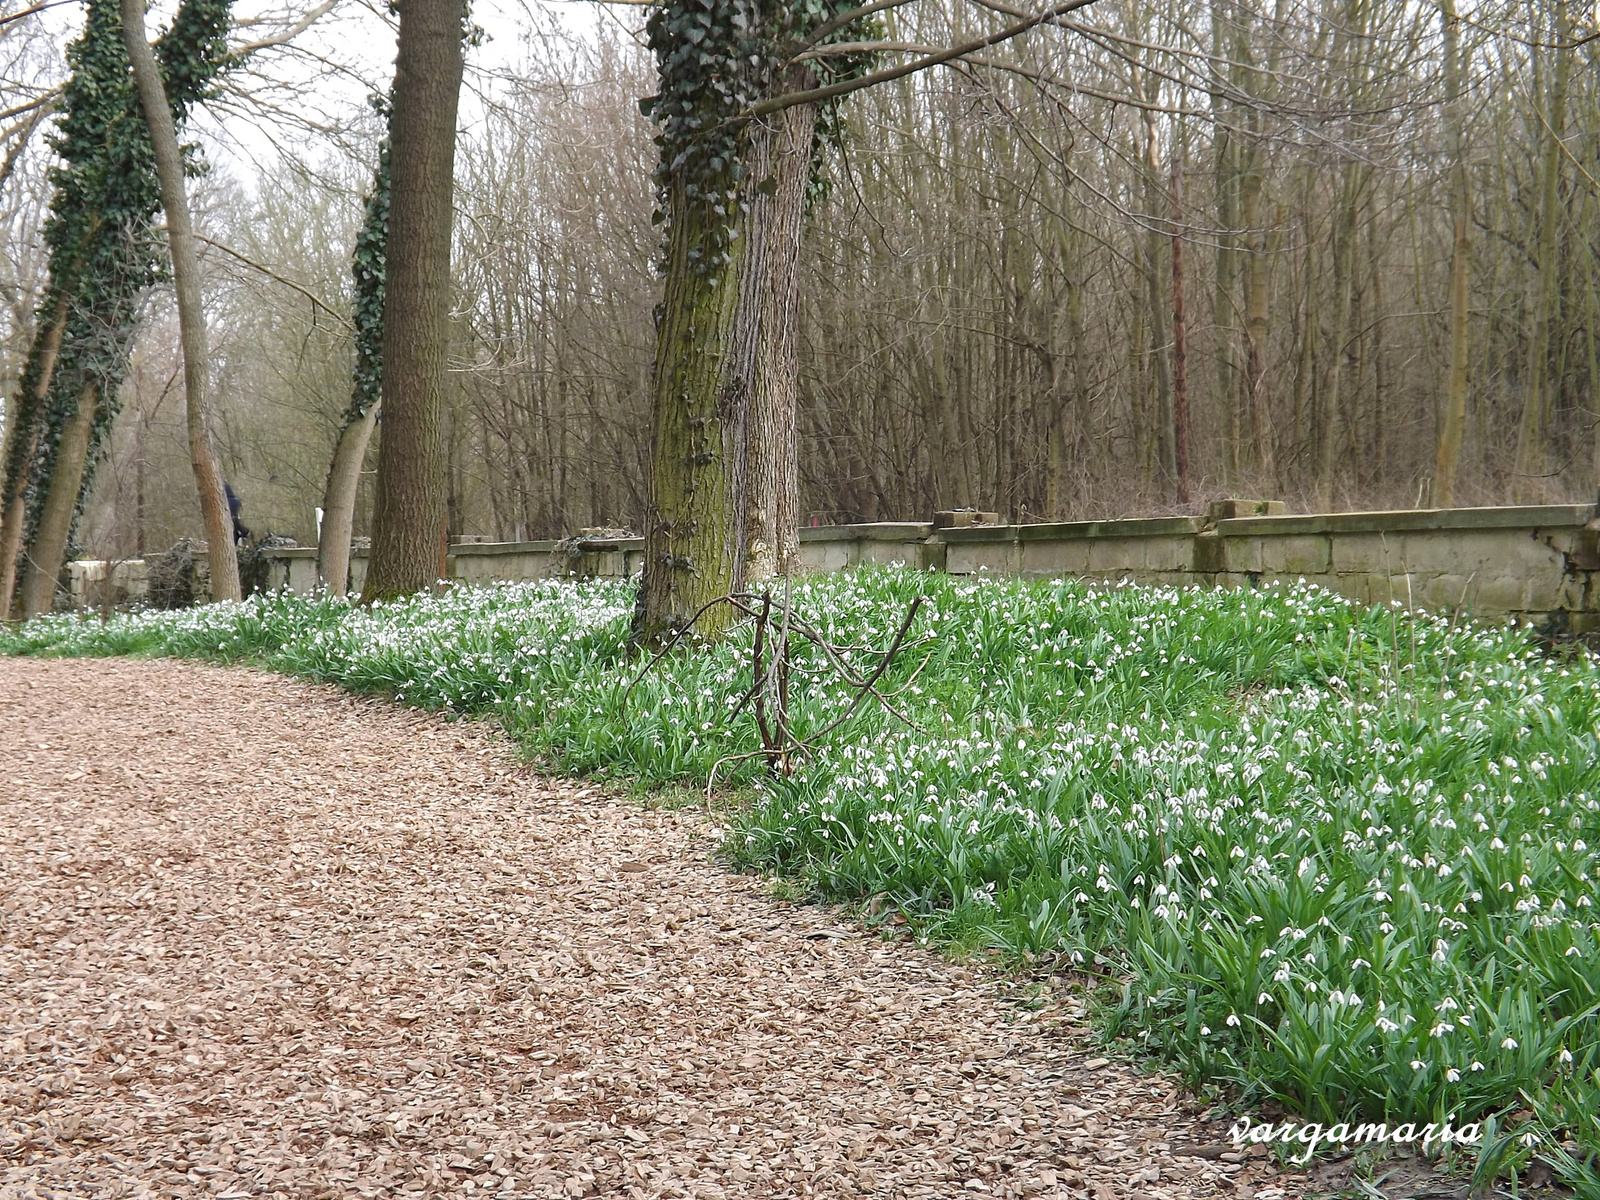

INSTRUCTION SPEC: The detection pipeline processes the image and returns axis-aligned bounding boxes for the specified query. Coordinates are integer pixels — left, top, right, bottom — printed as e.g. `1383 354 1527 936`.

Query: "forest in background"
3 0 1598 559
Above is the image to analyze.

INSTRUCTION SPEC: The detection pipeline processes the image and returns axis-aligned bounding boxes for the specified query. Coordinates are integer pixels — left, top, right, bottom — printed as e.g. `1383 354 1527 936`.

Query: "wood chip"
0 657 1313 1199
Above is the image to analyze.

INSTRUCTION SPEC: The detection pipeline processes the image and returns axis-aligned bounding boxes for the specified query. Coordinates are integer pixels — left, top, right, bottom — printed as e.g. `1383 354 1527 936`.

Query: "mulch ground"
0 656 1312 1200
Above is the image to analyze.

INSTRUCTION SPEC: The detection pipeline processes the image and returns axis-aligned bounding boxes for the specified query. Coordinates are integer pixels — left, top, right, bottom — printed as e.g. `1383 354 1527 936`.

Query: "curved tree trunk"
359 0 463 603
20 379 98 618
121 0 240 602
0 291 69 619
317 402 380 593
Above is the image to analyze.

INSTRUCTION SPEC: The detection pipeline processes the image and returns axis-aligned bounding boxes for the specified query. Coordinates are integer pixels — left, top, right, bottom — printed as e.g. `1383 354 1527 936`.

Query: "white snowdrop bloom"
1446 1069 1461 1082
1411 1060 1426 1071
1501 1037 1519 1050
1258 992 1274 1004
1471 1061 1484 1071
1200 1026 1211 1037
1566 946 1582 957
1225 1013 1240 1027
1560 1048 1574 1064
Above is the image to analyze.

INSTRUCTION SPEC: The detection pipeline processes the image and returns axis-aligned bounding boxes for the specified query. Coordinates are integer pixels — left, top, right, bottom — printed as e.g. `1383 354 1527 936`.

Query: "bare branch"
0 1 77 30
231 0 340 55
750 0 1103 118
794 0 918 53
193 234 351 328
0 84 59 126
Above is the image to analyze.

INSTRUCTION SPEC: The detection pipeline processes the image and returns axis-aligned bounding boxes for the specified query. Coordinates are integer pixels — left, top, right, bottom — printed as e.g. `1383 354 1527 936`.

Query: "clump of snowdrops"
6 570 1597 1180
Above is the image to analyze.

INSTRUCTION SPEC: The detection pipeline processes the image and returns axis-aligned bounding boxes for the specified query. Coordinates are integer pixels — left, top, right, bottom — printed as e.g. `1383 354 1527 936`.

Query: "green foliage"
6 572 1599 1175
345 92 391 425
638 0 880 274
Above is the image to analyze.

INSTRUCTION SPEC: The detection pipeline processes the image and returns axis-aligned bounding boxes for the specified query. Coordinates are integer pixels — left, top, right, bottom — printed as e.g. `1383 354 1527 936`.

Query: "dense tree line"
5 0 1598 598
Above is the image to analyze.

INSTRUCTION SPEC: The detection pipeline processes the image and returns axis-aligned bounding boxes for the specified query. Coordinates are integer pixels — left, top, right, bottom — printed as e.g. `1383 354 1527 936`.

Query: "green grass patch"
5 571 1599 1181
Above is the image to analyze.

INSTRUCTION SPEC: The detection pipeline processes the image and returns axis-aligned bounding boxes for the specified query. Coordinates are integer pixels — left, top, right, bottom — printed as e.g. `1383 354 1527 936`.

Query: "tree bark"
1512 0 1569 504
121 0 240 602
359 0 464 602
1433 0 1470 507
639 62 815 640
1317 168 1361 510
20 379 98 618
637 172 750 643
744 94 816 583
317 401 380 593
1170 146 1191 507
0 290 69 619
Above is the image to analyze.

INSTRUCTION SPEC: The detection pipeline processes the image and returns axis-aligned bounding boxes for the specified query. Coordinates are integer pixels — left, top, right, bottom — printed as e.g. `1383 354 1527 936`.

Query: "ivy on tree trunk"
318 95 390 595
635 0 873 643
0 0 234 617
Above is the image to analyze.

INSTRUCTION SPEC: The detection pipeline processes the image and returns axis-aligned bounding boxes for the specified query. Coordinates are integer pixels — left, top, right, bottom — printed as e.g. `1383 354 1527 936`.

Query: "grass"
5 570 1598 1186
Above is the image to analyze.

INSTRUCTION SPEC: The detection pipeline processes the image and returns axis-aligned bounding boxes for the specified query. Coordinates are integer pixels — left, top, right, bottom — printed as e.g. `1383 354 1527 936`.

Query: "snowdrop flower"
1501 1037 1519 1050
1411 1060 1426 1071
1446 1069 1461 1082
1559 1048 1574 1065
1225 1013 1240 1027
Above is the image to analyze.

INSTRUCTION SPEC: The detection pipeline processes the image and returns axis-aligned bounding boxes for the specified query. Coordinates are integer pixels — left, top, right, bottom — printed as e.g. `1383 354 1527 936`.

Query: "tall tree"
634 0 1101 642
122 0 240 602
2 0 232 617
358 0 465 603
319 98 389 594
1432 0 1470 507
1512 0 1570 504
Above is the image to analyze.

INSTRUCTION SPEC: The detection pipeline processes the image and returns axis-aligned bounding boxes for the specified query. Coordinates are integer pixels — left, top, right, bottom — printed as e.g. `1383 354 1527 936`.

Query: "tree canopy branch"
193 234 351 328
231 0 340 55
750 0 1102 118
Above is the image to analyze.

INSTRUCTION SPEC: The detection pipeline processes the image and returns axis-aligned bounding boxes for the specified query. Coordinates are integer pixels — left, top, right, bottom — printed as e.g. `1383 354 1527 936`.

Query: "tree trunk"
1142 105 1175 492
317 401 380 593
359 0 464 602
0 290 69 618
1317 169 1361 510
744 95 816 583
121 0 240 602
1433 0 1470 508
20 379 98 618
639 64 816 639
1171 146 1191 506
637 172 751 642
1240 170 1273 482
1512 0 1569 504
1210 0 1241 485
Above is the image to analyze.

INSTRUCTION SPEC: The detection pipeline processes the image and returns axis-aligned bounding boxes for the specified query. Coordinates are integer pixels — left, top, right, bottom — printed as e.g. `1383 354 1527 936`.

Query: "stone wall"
66 504 1600 631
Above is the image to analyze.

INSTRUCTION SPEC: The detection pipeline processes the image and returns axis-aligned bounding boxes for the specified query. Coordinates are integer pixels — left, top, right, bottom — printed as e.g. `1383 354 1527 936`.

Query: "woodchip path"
0 657 1307 1200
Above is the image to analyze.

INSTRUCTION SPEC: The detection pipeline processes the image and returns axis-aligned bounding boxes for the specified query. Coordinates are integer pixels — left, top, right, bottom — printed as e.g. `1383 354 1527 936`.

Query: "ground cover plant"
5 571 1599 1186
